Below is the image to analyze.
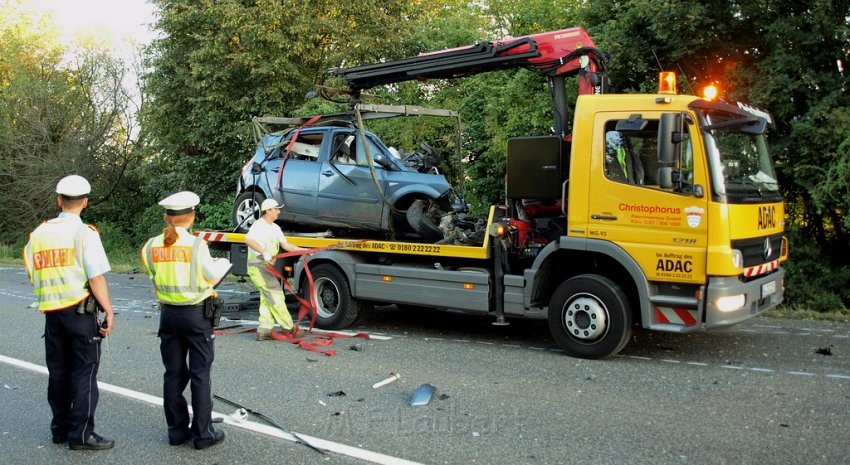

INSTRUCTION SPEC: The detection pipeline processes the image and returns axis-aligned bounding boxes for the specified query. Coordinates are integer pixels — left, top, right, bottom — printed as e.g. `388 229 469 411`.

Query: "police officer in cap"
141 191 230 449
23 175 116 450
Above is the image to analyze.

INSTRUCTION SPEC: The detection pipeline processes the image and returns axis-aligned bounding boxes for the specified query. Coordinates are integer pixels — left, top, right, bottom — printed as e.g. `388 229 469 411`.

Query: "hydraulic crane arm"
326 27 608 136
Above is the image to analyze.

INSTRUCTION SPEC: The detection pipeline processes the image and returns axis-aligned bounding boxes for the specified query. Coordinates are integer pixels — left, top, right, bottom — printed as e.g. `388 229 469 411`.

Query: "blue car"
232 122 462 242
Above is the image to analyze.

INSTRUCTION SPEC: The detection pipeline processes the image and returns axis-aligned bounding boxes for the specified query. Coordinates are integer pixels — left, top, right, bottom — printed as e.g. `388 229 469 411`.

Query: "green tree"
0 0 138 245
579 0 850 309
140 0 442 225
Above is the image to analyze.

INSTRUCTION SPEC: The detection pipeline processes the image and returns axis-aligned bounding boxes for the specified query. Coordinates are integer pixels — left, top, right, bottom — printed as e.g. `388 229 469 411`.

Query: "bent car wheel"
406 199 444 243
547 274 633 359
232 191 266 233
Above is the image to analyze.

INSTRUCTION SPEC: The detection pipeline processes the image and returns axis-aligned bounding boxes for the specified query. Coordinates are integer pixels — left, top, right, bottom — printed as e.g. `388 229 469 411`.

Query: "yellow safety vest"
142 232 212 305
24 219 91 311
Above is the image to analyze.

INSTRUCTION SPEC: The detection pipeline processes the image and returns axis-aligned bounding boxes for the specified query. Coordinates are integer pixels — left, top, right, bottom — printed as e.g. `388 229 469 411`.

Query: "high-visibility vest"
24 219 91 311
142 232 212 305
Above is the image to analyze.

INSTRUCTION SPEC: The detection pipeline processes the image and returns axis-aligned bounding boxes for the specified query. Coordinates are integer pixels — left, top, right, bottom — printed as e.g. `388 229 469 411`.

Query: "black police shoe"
52 434 67 444
69 432 115 450
193 430 225 450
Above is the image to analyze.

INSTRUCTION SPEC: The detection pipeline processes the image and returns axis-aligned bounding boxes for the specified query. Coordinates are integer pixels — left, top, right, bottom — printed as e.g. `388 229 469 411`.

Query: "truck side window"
602 120 662 188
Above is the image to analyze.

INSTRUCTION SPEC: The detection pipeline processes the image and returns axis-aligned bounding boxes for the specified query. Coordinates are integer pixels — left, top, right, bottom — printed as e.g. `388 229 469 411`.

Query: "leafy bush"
783 226 850 312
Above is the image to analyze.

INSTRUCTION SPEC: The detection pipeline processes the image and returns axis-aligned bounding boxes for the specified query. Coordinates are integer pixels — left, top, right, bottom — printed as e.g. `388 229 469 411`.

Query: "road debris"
410 383 436 406
815 347 832 356
372 372 400 389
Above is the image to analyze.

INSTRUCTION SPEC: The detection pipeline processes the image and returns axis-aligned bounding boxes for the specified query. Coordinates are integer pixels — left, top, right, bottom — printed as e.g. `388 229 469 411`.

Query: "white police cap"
158 191 200 215
56 175 91 199
260 198 283 212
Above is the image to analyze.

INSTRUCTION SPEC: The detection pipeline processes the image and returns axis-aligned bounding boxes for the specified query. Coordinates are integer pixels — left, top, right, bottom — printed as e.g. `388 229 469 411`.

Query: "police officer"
244 199 305 340
23 175 115 450
140 191 230 449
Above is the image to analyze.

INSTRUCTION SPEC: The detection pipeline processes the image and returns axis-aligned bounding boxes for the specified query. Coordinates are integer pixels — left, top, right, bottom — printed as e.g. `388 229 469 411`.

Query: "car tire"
232 191 266 233
300 264 362 330
406 199 444 243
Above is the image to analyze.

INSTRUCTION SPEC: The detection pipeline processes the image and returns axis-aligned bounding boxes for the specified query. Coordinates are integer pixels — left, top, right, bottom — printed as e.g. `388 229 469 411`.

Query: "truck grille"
731 233 783 268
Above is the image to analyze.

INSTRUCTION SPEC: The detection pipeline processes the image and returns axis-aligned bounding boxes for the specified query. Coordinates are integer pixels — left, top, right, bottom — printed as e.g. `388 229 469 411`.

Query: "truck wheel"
232 191 265 232
301 264 361 330
547 274 632 359
406 199 444 243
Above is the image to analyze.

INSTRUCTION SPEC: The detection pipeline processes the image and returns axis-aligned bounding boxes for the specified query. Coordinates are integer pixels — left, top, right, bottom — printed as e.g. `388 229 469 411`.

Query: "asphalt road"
1 264 848 465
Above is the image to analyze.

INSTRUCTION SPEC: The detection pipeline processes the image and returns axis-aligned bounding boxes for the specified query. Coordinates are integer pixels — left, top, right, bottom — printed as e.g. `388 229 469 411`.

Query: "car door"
317 130 387 229
586 112 709 285
274 130 324 222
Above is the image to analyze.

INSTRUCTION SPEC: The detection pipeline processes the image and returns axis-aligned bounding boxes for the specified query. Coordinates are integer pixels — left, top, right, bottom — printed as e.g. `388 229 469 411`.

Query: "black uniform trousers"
44 306 102 445
158 303 216 445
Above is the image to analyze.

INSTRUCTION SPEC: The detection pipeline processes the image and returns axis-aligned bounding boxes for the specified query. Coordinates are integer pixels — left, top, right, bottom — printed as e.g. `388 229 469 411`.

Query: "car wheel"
547 274 633 359
232 191 266 233
301 264 362 330
406 199 445 243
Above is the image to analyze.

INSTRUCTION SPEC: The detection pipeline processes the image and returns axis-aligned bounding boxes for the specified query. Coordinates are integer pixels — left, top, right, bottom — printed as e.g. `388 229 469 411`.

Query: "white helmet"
55 175 91 198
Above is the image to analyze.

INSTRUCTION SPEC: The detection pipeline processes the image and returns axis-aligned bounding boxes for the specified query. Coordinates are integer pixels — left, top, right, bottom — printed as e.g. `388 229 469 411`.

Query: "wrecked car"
232 108 468 242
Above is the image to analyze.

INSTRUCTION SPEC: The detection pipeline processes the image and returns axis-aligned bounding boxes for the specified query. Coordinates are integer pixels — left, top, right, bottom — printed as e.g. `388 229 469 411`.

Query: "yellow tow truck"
201 27 787 359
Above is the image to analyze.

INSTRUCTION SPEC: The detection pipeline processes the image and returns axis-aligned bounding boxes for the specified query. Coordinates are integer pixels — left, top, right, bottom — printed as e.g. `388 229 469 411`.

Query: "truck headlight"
716 294 746 312
731 249 743 269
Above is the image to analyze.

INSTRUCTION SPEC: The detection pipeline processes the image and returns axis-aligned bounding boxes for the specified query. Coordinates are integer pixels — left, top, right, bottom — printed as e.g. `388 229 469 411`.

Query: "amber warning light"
658 71 677 94
703 84 719 101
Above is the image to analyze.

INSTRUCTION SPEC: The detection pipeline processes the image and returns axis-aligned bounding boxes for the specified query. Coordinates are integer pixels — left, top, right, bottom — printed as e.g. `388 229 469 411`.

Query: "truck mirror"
658 167 674 189
658 112 683 165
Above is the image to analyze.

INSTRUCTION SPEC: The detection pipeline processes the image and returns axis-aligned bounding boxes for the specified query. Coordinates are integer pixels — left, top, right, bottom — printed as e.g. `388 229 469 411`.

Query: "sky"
28 0 158 55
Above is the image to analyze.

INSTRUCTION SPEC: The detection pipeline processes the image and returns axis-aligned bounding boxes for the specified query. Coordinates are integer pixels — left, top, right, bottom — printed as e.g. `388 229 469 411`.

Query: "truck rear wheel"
547 274 632 359
301 264 361 330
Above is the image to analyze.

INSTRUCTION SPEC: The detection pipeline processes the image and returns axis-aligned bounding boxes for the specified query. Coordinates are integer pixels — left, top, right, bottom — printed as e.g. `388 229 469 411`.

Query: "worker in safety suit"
23 175 116 450
140 191 231 449
245 198 305 341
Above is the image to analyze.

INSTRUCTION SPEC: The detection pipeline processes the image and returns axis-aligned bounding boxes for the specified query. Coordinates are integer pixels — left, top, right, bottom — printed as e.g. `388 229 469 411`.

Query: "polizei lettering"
656 259 693 273
758 206 776 229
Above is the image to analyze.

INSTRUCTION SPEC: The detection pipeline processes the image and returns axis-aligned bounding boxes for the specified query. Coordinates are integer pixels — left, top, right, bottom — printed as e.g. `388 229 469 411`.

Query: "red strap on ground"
233 240 370 355
275 115 323 192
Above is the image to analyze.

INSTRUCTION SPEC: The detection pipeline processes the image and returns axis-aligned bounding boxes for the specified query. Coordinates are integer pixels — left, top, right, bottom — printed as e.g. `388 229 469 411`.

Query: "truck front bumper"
703 267 785 328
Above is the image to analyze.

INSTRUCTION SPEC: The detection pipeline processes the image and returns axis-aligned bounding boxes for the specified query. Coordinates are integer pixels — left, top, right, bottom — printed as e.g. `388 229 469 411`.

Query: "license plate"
761 281 776 298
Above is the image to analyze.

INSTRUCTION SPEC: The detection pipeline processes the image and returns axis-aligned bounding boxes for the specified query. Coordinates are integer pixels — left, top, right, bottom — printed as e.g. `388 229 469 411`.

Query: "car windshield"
699 108 782 203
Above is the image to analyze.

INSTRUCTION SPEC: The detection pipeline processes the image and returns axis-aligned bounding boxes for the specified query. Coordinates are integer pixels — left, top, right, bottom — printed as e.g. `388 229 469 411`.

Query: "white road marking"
0 354 423 465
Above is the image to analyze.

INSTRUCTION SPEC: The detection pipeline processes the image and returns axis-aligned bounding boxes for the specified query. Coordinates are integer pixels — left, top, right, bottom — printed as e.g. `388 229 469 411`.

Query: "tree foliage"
0 0 138 244
3 0 848 310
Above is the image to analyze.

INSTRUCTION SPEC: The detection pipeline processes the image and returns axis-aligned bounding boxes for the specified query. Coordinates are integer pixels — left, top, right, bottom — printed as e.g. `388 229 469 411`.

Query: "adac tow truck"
201 27 787 359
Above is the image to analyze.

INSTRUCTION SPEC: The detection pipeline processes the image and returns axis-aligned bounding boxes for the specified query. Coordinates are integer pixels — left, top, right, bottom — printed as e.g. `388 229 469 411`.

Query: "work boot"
256 332 273 341
282 325 299 336
69 432 115 450
193 429 225 450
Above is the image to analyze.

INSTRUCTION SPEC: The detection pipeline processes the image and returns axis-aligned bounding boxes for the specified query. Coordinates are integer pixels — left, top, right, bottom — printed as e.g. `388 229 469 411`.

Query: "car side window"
285 133 323 161
331 134 357 164
355 136 385 167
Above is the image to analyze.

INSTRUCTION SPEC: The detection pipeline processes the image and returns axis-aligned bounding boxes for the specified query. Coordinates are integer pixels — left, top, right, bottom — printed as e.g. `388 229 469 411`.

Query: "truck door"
317 131 386 229
587 113 708 285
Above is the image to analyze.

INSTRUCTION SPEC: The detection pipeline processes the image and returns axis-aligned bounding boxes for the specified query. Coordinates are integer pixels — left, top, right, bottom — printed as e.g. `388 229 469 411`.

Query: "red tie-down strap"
219 240 370 356
275 115 323 192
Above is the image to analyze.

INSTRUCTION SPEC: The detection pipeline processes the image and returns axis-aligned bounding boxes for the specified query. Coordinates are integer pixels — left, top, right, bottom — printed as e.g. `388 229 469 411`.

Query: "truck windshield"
699 108 782 204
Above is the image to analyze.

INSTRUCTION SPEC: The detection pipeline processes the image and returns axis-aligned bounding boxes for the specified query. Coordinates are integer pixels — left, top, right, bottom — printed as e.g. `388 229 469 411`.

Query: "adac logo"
684 206 705 228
